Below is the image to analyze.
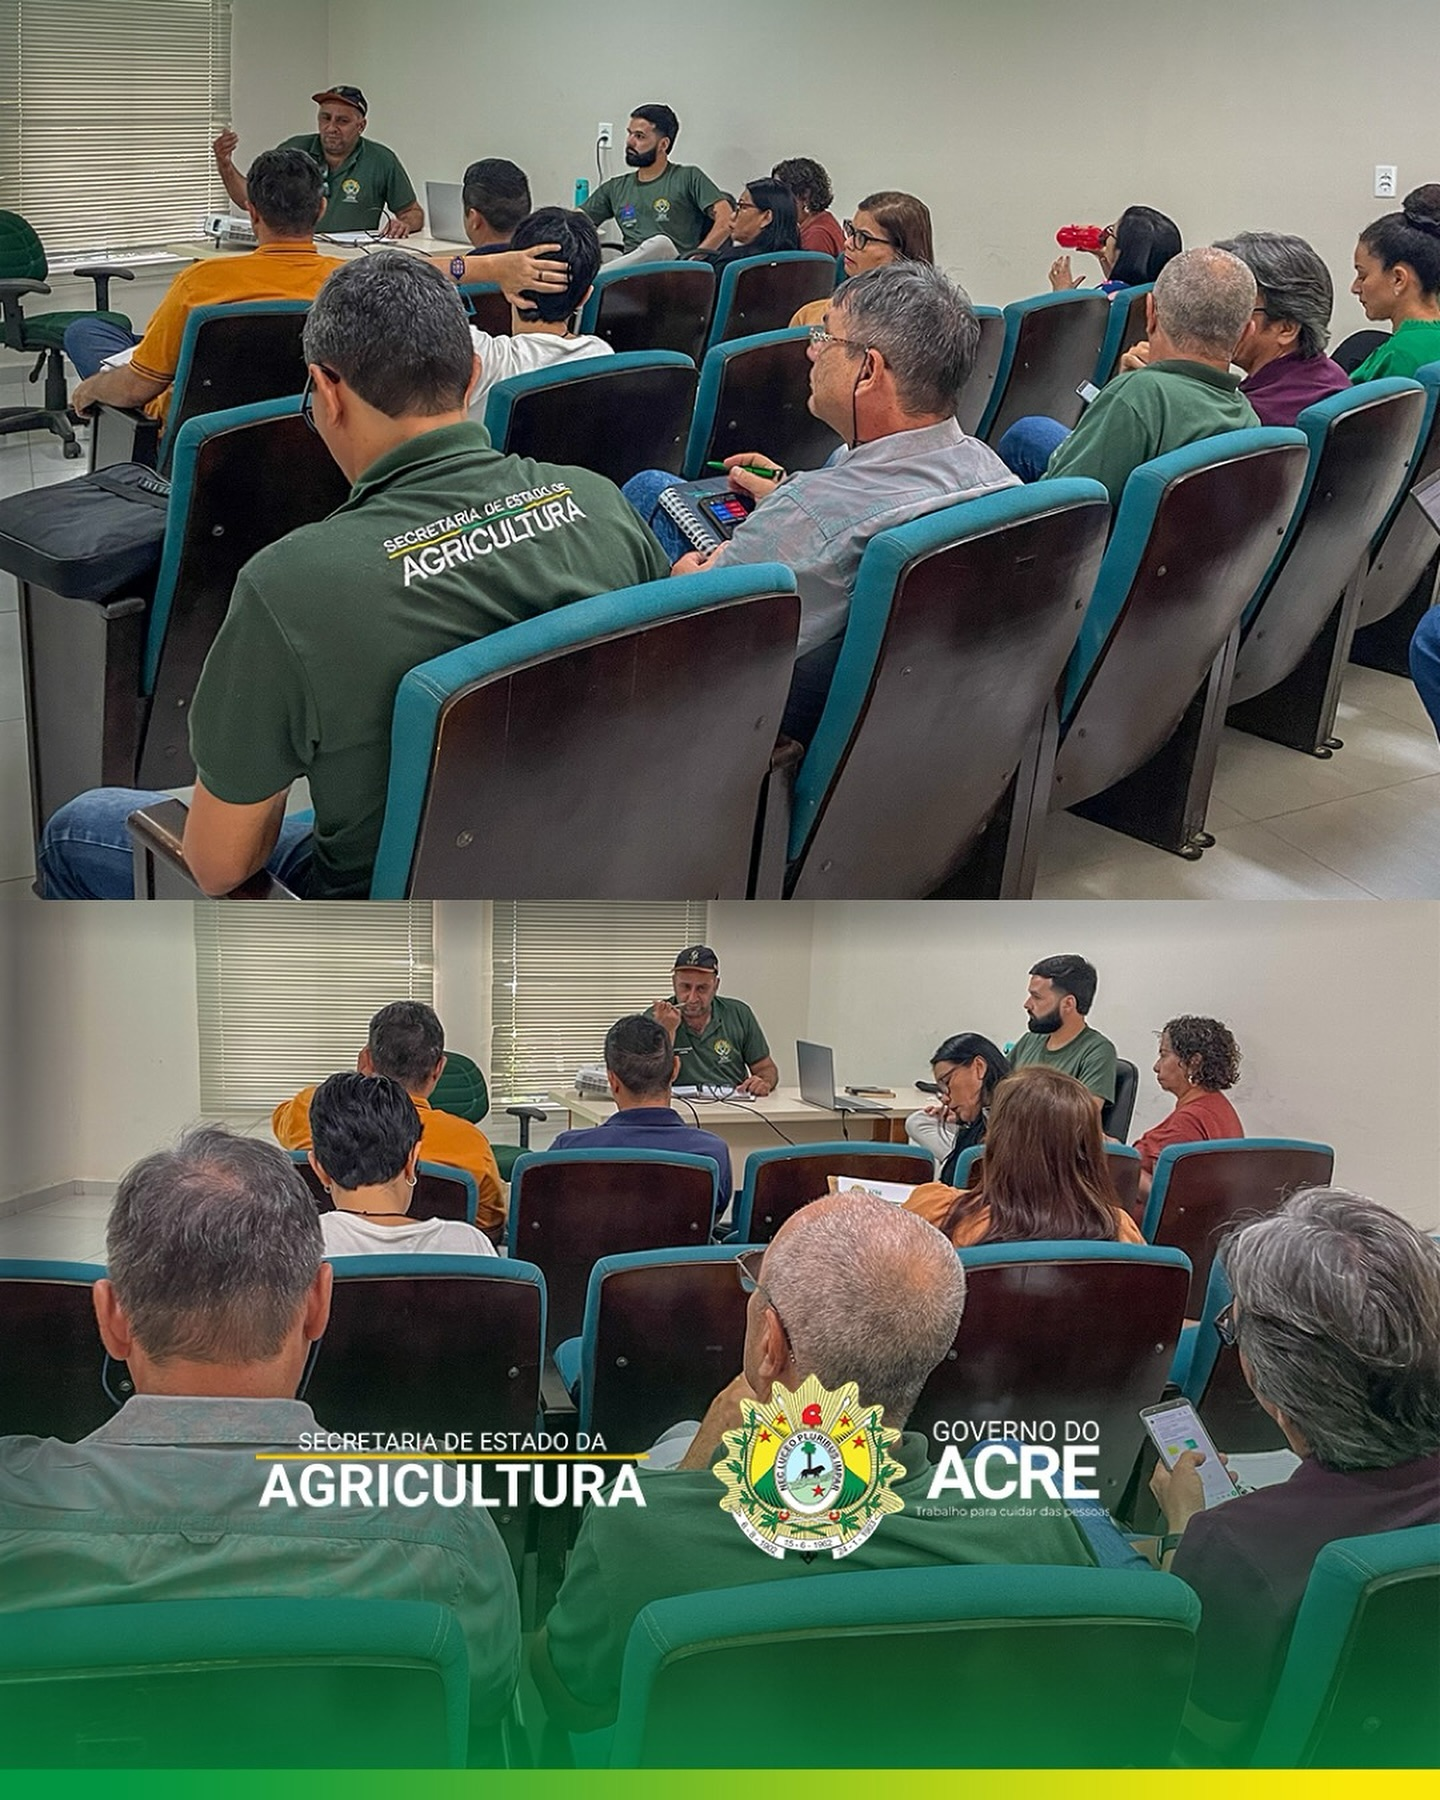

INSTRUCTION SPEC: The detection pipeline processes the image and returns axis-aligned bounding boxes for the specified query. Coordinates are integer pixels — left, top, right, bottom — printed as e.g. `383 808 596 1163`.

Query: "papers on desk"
674 1084 749 1100
825 1176 916 1204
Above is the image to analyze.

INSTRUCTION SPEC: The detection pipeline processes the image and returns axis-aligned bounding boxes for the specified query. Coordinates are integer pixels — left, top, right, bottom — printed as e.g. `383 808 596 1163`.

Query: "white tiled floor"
0 1190 113 1263
2 432 1437 899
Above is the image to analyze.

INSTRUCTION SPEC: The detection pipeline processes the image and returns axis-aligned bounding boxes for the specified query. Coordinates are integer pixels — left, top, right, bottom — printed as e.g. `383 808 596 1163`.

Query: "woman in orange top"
1132 1016 1244 1205
905 1064 1144 1248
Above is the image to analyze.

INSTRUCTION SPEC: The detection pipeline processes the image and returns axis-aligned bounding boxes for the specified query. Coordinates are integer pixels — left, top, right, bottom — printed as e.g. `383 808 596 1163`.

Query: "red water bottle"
1056 224 1107 252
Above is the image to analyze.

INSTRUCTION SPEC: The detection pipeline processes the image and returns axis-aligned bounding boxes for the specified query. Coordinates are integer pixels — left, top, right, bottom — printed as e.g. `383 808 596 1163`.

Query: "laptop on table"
796 1041 888 1114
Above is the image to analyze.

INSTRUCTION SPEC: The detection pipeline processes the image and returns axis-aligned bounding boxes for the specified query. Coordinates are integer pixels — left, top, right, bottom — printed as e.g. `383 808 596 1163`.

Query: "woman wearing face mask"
905 1033 1010 1183
790 189 935 328
1347 184 1440 381
699 178 800 269
1132 1016 1244 1205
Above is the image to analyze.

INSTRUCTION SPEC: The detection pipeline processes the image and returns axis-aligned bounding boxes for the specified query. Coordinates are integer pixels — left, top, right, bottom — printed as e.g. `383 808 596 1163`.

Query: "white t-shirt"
320 1210 497 1257
468 327 614 414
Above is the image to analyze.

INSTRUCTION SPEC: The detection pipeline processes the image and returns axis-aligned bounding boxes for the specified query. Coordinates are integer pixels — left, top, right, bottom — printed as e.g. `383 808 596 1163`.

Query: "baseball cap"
673 945 719 973
312 86 368 116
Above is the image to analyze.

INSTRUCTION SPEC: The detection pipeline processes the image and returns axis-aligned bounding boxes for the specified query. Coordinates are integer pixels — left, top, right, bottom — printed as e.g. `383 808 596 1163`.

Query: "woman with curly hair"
772 156 844 257
1133 1016 1244 1202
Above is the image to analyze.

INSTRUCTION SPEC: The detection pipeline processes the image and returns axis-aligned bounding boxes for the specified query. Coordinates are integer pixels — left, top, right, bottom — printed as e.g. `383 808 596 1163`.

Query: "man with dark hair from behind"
37 253 671 903
1007 953 1118 1105
273 1001 507 1239
65 147 343 404
0 1127 520 1733
466 207 613 414
425 157 536 283
582 102 733 258
549 1013 733 1201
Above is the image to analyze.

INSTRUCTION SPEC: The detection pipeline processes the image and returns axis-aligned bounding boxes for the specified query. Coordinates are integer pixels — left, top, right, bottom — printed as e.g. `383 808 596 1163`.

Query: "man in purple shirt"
1216 232 1351 424
1150 1187 1440 1763
549 1013 733 1201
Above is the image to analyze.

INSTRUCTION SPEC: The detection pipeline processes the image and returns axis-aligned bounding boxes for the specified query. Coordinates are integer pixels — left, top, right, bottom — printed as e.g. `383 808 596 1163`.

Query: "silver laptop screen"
797 1040 837 1110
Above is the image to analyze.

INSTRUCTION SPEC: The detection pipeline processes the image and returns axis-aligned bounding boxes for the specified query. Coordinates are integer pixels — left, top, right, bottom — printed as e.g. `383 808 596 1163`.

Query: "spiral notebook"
656 476 757 554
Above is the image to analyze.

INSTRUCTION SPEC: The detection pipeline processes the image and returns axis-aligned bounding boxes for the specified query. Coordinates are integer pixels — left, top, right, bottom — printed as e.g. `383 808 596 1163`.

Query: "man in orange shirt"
273 1000 505 1238
65 147 342 422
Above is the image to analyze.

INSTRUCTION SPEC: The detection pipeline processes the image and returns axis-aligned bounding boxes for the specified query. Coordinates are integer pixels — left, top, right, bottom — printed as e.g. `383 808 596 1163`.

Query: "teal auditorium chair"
978 289 1115 443
1351 359 1440 675
1092 282 1153 387
128 565 803 899
1103 1057 1140 1139
731 1142 936 1243
782 482 1110 898
704 250 836 350
289 1149 479 1224
0 1260 113 1440
909 1241 1192 1511
0 210 133 457
956 304 1005 438
1227 378 1427 755
947 1139 1143 1219
1050 430 1309 858
1173 1253 1288 1452
604 1566 1199 1768
579 260 715 361
482 350 698 484
553 1245 759 1445
1251 1526 1440 1768
302 1254 546 1576
428 1050 547 1183
506 1149 719 1350
89 299 312 476
18 396 347 843
457 279 512 337
0 1599 472 1768
1142 1138 1335 1314
682 328 843 476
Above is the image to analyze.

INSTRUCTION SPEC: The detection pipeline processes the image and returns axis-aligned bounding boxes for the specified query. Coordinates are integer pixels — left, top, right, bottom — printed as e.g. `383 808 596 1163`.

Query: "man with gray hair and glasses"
1150 1187 1440 1761
36 251 669 902
999 246 1261 498
623 261 1018 742
0 1128 521 1730
531 1190 1097 1732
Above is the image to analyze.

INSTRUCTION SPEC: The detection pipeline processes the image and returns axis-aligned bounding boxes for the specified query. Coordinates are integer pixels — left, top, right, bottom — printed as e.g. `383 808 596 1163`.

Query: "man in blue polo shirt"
549 1014 732 1201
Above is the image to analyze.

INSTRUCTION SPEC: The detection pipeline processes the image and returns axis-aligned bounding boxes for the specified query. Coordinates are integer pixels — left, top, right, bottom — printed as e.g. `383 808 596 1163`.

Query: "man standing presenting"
650 946 779 1097
1008 954 1118 1106
214 86 422 238
582 104 733 259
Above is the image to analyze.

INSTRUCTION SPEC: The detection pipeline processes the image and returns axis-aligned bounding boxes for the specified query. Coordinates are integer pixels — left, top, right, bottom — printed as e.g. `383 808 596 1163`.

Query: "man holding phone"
649 946 779 1097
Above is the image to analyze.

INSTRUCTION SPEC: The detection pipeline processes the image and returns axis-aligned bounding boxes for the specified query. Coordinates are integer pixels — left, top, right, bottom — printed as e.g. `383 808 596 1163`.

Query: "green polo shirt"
582 162 727 255
1043 359 1260 506
280 134 416 232
545 1432 1096 1725
672 995 769 1087
1349 317 1440 383
189 421 670 900
1008 1023 1118 1104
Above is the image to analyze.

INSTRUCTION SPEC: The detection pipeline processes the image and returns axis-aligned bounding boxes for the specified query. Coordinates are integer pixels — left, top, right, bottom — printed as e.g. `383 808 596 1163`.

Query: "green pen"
706 459 785 481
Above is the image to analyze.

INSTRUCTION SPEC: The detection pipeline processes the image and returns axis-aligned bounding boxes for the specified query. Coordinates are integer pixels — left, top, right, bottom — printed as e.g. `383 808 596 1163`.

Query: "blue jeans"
37 787 315 900
1410 605 1440 741
622 469 690 561
64 317 141 379
997 415 1072 483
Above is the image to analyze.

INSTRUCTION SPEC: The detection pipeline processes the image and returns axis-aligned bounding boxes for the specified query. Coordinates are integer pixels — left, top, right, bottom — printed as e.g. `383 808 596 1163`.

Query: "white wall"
804 902 1440 1227
318 0 1436 313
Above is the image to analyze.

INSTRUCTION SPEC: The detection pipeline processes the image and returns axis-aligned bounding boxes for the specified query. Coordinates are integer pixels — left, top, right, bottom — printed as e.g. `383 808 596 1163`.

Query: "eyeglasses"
842 220 896 252
1213 1300 1238 1348
734 199 761 214
736 1249 792 1347
300 365 341 433
807 324 871 356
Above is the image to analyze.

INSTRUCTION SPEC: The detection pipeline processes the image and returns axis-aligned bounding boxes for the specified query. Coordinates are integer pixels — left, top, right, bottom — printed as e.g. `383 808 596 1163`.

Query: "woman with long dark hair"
1049 204 1182 294
700 177 799 269
905 1065 1144 1248
905 1032 1010 1186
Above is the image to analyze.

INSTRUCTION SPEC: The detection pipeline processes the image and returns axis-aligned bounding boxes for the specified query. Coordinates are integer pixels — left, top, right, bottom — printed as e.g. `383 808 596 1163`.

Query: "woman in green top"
1348 183 1440 381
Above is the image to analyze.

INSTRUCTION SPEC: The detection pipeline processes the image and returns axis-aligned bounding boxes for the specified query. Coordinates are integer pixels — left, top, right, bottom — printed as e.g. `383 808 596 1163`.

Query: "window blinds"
491 902 708 1102
195 903 435 1113
0 0 232 259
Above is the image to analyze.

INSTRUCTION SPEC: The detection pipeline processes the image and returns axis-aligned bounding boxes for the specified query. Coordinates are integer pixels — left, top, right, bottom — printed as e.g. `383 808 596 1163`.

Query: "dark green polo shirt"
672 996 770 1087
189 422 670 900
581 162 727 256
280 134 417 232
545 1432 1096 1724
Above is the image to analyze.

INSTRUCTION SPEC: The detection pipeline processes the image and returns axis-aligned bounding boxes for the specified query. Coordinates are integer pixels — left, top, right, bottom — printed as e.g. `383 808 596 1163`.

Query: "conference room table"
544 1084 931 1165
164 230 468 265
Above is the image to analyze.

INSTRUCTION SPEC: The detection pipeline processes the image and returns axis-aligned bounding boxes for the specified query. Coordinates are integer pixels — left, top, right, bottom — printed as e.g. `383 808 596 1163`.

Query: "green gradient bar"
8 1775 1440 1795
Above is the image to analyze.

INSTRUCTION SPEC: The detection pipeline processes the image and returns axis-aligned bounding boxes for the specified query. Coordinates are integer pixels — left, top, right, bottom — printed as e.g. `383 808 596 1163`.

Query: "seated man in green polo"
214 85 422 238
530 1191 1099 1735
651 945 779 1097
